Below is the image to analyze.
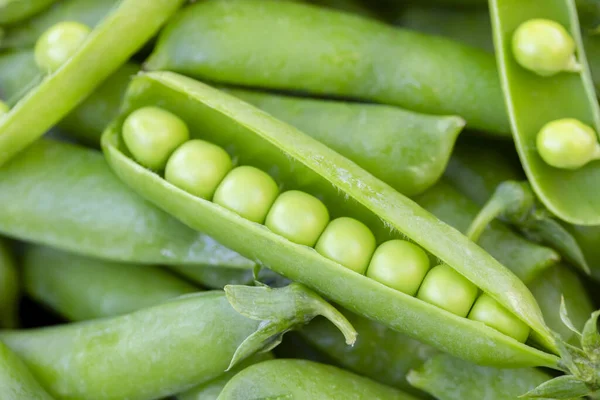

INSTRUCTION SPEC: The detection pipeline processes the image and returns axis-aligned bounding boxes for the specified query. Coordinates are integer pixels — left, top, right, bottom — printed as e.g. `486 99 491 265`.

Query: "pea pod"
0 282 353 400
217 359 416 400
0 0 56 26
0 240 18 329
0 0 185 166
489 0 600 224
102 71 559 368
145 0 509 135
0 340 55 400
0 138 252 268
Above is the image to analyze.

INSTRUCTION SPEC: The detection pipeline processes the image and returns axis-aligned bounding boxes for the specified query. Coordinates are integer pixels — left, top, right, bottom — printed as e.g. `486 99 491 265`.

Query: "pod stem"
224 282 357 369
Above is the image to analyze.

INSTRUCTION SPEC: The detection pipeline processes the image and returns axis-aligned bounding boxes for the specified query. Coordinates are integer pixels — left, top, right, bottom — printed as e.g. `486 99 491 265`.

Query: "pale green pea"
265 190 329 247
366 240 430 296
34 21 91 73
213 166 279 223
468 294 530 343
165 139 233 200
512 19 579 76
315 217 376 274
417 264 478 317
536 118 600 169
122 106 190 171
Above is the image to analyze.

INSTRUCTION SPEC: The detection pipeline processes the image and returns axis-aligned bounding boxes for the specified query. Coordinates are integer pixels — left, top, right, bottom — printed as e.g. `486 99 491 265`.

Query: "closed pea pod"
102 71 561 369
0 0 56 26
0 340 55 400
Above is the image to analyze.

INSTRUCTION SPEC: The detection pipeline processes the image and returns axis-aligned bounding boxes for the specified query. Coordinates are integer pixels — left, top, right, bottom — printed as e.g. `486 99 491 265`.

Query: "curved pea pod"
103 71 559 368
489 0 600 224
407 354 553 400
217 359 416 400
301 308 435 397
0 138 253 268
2 0 117 49
0 240 18 329
0 0 185 166
23 245 198 321
0 283 354 400
145 0 509 135
0 0 56 26
228 89 464 196
0 340 55 400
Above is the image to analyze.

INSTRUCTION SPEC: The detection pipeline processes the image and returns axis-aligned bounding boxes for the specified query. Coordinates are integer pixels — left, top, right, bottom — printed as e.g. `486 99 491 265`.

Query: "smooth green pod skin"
0 101 8 116
0 340 55 400
265 190 329 247
407 354 553 400
0 139 253 268
217 359 417 400
0 50 137 144
166 139 234 200
366 240 430 296
122 106 190 170
23 245 198 321
2 0 117 49
213 166 280 224
228 89 464 196
315 217 376 274
566 224 600 281
0 0 56 26
34 21 91 73
0 291 260 400
0 0 186 167
146 0 509 135
102 71 558 368
489 0 600 224
0 240 18 329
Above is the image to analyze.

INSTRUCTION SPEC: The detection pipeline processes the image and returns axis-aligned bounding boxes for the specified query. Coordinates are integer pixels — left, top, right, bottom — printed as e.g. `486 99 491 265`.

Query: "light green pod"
0 0 56 26
146 0 508 135
0 139 252 268
102 71 559 368
23 245 198 320
0 340 55 400
217 359 417 400
0 240 18 329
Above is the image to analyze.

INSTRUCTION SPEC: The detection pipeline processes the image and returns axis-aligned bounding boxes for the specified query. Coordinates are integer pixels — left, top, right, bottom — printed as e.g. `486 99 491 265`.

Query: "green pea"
315 217 376 274
536 118 600 169
468 294 530 343
265 190 329 247
34 21 91 73
512 19 579 76
165 139 233 200
417 264 478 317
213 166 279 223
122 106 190 171
366 240 430 296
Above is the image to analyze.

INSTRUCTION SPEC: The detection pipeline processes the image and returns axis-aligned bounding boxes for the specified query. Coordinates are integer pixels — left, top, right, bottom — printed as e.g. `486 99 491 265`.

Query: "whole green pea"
468 294 530 343
366 240 430 296
122 106 190 171
512 19 579 76
265 190 329 247
417 264 478 317
213 166 279 223
536 118 600 169
165 139 233 200
34 21 91 73
315 217 376 274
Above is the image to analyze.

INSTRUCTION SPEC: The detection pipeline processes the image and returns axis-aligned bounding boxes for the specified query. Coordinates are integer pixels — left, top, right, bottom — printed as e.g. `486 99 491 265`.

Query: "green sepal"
582 311 600 363
468 180 590 274
224 282 357 369
522 375 592 399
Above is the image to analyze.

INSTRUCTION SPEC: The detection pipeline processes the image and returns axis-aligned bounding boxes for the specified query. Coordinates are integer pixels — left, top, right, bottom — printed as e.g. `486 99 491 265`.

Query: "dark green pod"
217 359 417 400
103 71 558 368
146 0 509 135
0 139 251 268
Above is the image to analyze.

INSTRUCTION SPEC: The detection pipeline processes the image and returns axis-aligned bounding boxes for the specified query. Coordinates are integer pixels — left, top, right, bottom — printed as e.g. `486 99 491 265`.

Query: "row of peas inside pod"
121 105 530 343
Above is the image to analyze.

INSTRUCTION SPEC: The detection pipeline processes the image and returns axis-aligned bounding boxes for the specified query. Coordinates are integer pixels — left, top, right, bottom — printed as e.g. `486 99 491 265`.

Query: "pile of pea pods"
2 0 600 399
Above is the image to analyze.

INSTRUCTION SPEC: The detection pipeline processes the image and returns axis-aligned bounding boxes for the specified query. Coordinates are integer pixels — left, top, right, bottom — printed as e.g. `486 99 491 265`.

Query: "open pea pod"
103 71 558 368
0 0 56 26
0 138 252 268
489 0 600 224
0 0 185 166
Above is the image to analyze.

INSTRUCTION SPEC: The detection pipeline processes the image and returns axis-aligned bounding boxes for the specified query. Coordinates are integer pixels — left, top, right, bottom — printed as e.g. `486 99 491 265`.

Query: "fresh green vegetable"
0 0 56 26
0 340 55 400
536 118 600 169
0 240 18 329
33 21 90 73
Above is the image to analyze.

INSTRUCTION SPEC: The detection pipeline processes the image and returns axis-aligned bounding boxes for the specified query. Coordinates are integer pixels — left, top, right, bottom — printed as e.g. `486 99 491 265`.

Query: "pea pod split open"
103 71 559 368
